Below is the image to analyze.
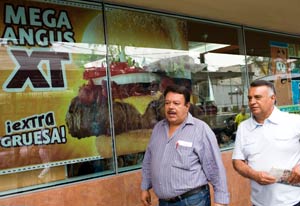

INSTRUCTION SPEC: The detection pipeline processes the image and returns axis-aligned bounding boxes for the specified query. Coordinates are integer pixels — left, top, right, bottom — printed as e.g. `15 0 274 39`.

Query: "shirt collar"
186 113 194 125
248 106 280 131
267 107 281 124
162 112 194 126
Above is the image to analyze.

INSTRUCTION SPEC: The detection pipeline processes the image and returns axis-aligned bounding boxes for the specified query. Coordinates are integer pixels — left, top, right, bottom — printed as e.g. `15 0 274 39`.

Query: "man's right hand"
141 190 152 206
254 171 276 185
233 160 276 185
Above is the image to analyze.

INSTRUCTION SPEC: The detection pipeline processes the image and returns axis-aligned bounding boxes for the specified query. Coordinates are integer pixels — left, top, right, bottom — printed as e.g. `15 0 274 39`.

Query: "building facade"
0 0 299 205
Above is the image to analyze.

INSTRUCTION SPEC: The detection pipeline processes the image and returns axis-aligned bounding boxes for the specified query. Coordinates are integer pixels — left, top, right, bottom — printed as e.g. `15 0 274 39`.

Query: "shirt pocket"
242 139 259 159
273 133 300 151
172 146 193 170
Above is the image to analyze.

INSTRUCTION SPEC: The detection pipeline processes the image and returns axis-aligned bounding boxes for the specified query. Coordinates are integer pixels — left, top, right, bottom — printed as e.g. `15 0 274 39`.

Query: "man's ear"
271 95 276 104
185 102 191 108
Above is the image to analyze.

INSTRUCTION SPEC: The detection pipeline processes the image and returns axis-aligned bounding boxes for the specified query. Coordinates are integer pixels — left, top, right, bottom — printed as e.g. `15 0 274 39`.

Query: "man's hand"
141 190 152 206
233 160 276 185
254 171 276 185
288 164 300 184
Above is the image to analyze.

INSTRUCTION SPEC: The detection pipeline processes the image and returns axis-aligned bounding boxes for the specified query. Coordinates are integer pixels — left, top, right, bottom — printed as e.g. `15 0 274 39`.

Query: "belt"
161 184 209 203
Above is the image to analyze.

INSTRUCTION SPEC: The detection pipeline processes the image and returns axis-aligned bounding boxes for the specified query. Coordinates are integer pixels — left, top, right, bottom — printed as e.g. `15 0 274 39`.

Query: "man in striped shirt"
141 84 229 206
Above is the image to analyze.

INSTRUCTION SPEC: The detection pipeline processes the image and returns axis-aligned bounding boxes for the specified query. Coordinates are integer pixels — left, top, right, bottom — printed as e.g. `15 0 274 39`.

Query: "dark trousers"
253 201 300 206
159 187 210 206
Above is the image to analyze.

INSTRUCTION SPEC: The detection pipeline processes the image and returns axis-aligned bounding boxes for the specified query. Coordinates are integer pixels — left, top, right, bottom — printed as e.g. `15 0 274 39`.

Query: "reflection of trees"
246 56 271 76
108 45 140 67
75 53 103 70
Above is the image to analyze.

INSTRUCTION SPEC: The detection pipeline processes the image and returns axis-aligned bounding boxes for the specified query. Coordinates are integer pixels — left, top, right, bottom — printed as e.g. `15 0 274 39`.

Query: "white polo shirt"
233 107 300 206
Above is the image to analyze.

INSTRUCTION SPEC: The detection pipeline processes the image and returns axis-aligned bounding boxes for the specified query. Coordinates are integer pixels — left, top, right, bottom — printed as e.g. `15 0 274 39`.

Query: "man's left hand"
288 164 300 184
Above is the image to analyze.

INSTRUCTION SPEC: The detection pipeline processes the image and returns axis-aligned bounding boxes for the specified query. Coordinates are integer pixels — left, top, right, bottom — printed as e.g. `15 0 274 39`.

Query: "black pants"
294 202 300 206
253 201 300 206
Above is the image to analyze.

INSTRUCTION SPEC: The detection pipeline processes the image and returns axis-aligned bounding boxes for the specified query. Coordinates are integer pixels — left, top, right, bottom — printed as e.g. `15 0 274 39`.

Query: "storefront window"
245 29 300 113
104 7 247 171
0 0 114 196
2 0 299 197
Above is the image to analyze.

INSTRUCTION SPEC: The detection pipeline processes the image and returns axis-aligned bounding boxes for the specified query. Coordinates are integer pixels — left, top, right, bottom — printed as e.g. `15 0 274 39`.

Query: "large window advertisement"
245 29 300 113
5 0 298 196
0 0 113 195
104 7 247 170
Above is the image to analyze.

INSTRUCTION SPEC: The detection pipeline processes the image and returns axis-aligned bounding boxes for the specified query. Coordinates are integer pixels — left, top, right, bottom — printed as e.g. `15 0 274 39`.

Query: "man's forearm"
232 159 256 180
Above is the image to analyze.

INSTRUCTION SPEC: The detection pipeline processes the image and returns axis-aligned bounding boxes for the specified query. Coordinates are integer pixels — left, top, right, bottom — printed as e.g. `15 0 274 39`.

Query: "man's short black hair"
163 84 190 104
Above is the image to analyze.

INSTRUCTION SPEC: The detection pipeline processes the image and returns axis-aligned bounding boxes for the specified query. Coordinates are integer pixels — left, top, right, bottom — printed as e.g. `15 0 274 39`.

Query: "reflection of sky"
205 53 245 71
124 46 189 64
124 47 246 72
52 42 246 72
52 42 106 55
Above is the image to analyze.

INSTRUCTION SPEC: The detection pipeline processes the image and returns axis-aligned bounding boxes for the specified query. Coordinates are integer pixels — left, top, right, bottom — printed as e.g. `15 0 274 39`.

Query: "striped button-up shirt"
141 113 230 204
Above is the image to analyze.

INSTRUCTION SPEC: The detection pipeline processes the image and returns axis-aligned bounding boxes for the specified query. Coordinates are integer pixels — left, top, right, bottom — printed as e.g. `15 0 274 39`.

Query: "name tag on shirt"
177 140 193 147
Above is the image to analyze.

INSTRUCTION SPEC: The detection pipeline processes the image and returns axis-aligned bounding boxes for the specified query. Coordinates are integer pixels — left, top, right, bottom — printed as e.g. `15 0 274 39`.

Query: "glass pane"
0 0 113 195
245 29 300 113
105 7 246 172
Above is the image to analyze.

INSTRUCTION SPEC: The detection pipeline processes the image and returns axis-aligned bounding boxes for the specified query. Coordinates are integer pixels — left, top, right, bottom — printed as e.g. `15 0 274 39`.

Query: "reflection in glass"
245 29 300 113
104 7 246 172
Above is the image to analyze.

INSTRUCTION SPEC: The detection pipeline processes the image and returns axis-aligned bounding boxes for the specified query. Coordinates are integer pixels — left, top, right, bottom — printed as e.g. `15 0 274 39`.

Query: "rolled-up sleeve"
232 126 245 160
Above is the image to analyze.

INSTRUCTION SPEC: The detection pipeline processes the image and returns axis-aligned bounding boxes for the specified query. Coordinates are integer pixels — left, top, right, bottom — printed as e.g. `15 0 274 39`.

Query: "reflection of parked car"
191 103 236 146
211 114 236 146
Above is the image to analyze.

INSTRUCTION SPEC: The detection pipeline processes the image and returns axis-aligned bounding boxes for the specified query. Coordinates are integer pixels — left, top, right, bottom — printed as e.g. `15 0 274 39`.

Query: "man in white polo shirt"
232 80 300 206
